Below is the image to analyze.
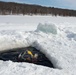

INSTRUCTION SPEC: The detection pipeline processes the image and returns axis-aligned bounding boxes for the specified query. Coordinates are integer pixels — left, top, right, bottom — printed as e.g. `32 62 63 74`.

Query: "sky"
0 0 76 10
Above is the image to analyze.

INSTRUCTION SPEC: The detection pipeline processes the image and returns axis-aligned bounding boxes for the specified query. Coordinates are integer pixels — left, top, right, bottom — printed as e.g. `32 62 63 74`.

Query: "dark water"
0 46 54 68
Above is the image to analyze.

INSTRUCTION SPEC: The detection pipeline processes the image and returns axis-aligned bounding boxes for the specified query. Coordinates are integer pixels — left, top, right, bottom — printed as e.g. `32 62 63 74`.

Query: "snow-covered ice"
0 15 76 75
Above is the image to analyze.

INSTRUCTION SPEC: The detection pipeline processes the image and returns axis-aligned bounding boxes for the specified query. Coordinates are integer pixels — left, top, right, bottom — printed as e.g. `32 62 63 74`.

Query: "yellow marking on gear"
27 50 33 57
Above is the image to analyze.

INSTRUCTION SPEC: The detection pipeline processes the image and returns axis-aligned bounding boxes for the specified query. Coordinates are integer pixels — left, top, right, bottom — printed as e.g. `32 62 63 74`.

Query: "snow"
0 15 76 75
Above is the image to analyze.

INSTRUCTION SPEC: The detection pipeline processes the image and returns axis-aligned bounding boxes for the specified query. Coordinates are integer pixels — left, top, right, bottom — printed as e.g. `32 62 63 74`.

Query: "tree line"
0 1 76 16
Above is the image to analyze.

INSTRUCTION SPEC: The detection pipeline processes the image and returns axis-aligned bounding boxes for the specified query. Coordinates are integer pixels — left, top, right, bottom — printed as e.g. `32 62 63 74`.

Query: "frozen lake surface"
0 15 76 75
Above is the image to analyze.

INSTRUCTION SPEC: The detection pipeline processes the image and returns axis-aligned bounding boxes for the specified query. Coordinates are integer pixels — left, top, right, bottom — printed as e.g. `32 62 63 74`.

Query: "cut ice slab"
0 46 54 68
36 23 57 34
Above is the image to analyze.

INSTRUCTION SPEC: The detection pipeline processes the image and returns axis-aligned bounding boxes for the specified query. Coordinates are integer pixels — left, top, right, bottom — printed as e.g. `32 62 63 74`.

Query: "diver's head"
34 53 38 58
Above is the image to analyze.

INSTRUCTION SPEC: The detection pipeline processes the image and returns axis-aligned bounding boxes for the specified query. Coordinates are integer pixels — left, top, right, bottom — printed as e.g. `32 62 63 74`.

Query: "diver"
18 50 38 63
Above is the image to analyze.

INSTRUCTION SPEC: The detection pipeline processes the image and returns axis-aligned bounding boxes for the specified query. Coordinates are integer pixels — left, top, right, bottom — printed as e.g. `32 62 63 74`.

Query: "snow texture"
0 15 76 75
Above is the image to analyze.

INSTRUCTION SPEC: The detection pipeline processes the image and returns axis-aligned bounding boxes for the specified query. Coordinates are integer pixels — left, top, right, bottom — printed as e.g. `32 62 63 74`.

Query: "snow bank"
36 23 57 34
0 60 69 75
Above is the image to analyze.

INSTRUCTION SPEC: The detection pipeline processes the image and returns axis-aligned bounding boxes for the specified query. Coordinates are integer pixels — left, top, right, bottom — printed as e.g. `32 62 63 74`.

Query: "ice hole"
0 46 54 68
